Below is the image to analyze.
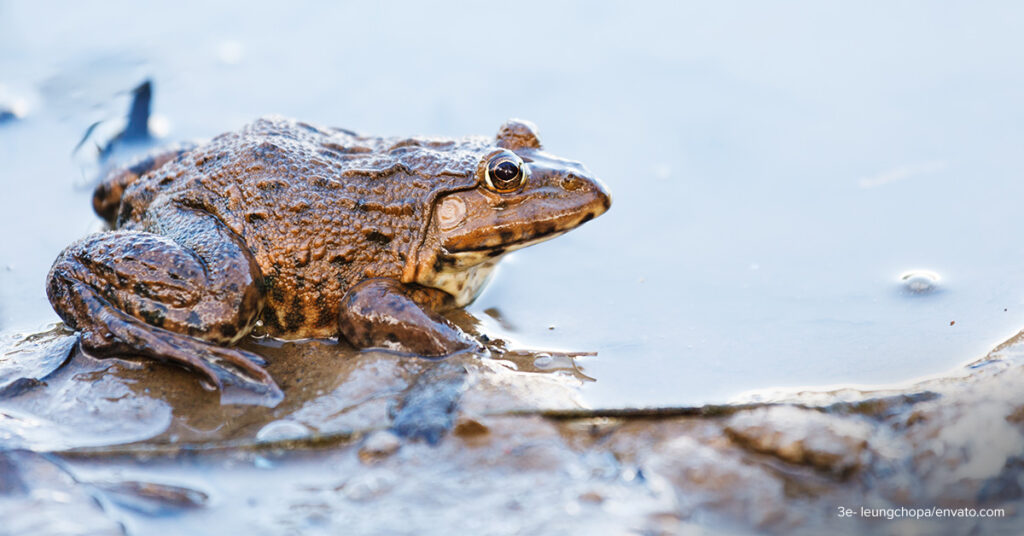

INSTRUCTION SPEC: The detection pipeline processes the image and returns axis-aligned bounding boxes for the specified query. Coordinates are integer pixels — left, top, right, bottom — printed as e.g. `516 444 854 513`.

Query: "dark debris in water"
74 79 155 162
389 361 468 445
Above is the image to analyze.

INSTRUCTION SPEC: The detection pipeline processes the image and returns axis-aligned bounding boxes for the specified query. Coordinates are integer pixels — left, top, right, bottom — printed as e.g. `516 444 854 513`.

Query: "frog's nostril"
561 174 583 191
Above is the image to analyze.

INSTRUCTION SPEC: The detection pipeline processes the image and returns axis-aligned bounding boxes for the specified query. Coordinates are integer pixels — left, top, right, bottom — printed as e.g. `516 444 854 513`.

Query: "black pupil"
492 160 520 188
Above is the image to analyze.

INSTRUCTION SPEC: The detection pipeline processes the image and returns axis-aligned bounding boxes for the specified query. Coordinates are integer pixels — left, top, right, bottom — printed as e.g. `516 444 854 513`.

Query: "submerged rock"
724 406 872 477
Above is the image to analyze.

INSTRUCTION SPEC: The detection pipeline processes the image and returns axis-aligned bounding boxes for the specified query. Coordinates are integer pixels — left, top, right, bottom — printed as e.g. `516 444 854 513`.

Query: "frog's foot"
79 299 281 406
338 278 483 357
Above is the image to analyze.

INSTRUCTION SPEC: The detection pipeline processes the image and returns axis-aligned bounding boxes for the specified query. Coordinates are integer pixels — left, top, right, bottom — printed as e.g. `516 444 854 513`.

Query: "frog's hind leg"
93 144 196 226
46 203 281 405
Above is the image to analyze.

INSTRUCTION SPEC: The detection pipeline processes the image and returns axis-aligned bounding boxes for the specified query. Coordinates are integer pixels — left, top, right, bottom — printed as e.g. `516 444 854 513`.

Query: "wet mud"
2 317 1023 534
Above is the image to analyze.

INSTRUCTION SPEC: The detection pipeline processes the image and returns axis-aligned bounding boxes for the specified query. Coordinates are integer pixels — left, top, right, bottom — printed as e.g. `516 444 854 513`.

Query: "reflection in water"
0 315 589 452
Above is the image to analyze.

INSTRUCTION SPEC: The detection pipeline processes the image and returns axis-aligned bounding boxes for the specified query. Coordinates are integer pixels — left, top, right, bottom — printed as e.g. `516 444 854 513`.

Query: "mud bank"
1 320 1022 535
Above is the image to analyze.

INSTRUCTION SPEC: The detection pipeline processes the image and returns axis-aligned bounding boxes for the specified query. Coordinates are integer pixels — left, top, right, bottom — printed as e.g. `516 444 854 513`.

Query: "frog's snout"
591 176 612 215
567 172 611 224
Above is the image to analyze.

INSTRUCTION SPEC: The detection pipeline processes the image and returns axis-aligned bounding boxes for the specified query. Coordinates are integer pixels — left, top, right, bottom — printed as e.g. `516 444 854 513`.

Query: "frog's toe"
76 305 282 406
200 346 283 407
202 344 277 391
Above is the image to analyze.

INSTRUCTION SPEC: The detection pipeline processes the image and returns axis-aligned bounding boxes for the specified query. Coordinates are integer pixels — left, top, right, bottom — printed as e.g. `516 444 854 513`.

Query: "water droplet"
533 354 554 369
899 270 941 294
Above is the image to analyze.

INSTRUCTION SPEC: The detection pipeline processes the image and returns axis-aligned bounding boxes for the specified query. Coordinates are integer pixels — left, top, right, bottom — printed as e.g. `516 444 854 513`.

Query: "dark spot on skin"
246 213 266 223
139 307 165 328
354 200 369 212
311 177 341 190
262 310 281 332
319 148 344 161
132 282 153 298
579 212 595 224
317 307 334 327
220 324 238 339
255 179 287 191
536 222 555 236
385 333 399 344
329 254 349 267
486 248 506 258
285 309 306 332
499 231 515 243
187 311 202 327
365 231 392 245
332 127 359 137
120 202 134 222
388 139 422 152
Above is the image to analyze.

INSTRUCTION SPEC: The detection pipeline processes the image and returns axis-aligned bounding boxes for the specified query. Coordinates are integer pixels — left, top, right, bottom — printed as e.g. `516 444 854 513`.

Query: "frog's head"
410 119 611 305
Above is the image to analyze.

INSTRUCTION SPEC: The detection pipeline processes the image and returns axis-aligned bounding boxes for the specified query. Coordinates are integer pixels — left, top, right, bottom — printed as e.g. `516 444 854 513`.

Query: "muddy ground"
1 312 1022 535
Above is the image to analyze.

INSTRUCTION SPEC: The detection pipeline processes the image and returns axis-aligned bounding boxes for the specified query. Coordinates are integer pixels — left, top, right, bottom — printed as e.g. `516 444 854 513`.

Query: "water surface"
2 2 1024 408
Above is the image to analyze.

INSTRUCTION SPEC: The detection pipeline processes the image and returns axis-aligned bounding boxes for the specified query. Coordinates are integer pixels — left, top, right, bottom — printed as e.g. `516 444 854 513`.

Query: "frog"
46 117 611 401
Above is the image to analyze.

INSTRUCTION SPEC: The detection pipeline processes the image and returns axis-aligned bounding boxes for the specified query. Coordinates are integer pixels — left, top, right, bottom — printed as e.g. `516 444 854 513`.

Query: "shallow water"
3 1 1024 411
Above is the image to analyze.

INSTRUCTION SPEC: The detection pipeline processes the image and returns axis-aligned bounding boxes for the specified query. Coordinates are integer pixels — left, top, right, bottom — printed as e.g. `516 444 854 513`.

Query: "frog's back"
118 117 486 337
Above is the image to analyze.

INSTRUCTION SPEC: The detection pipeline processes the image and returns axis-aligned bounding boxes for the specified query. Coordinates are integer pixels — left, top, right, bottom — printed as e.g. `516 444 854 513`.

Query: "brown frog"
47 117 610 401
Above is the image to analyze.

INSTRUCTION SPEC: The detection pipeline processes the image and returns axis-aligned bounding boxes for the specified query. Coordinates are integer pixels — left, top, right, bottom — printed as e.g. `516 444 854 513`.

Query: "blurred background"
2 1 1024 408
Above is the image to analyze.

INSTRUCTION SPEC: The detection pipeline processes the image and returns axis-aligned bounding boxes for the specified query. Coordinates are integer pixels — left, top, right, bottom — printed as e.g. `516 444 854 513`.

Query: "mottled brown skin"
47 116 611 401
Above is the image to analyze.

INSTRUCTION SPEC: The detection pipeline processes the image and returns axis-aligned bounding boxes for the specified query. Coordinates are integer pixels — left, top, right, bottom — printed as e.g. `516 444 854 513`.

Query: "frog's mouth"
442 204 598 257
446 226 570 254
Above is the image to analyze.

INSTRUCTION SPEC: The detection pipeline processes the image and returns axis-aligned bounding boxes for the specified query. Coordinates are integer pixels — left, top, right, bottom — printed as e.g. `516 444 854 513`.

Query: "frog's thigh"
46 205 273 392
48 232 256 343
338 278 477 357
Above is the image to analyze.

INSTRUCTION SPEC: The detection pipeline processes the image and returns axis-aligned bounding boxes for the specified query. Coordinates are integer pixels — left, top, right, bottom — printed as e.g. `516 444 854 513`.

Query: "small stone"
453 418 489 438
358 430 401 463
725 406 871 476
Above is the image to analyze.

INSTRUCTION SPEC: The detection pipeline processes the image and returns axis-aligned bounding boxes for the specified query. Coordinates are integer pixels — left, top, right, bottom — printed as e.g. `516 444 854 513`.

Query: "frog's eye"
485 153 528 193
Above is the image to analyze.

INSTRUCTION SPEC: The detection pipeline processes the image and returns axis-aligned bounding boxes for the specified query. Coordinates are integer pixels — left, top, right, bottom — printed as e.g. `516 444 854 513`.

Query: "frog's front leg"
46 202 281 404
337 278 481 357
